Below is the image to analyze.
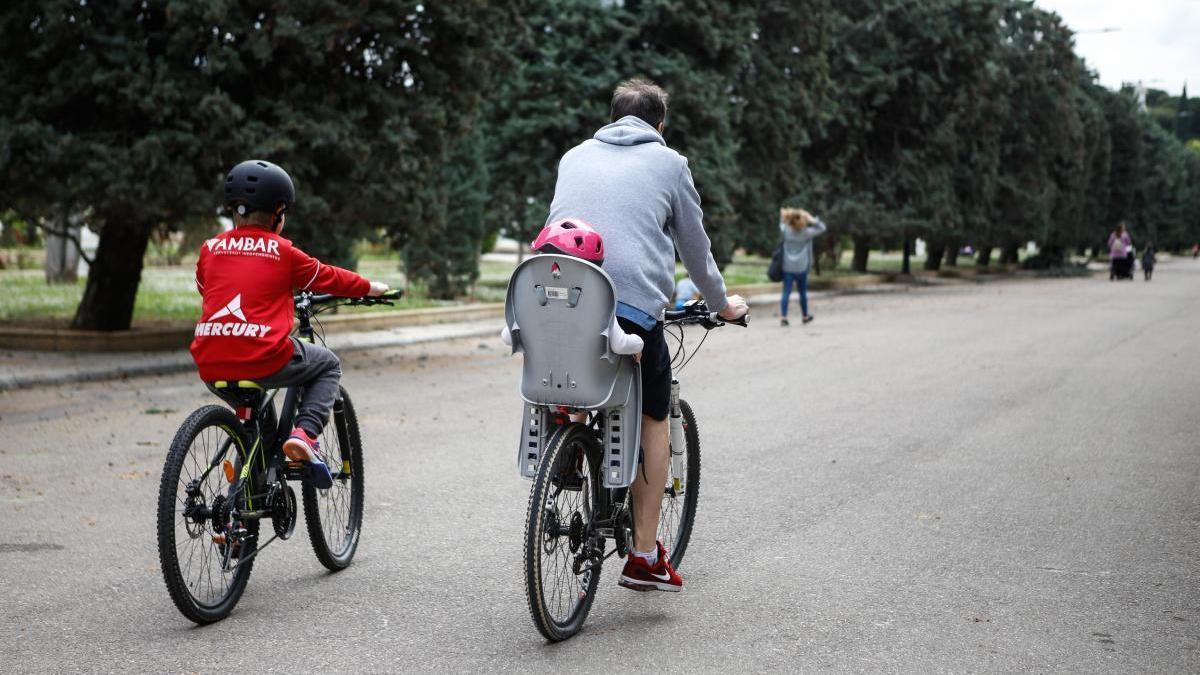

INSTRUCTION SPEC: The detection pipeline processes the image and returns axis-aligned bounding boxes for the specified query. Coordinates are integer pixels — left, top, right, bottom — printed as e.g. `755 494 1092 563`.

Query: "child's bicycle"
156 289 400 624
517 293 746 641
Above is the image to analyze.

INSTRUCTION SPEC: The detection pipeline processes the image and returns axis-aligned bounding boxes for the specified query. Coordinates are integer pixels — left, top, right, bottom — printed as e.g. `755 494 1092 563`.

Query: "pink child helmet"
530 218 605 264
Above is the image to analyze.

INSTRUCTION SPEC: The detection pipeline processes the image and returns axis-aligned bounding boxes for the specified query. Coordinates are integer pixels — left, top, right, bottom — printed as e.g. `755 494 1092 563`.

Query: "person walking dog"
779 207 827 326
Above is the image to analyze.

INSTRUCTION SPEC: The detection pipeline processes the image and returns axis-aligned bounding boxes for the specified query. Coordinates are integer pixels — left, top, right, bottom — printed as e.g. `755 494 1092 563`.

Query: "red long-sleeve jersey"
189 226 370 381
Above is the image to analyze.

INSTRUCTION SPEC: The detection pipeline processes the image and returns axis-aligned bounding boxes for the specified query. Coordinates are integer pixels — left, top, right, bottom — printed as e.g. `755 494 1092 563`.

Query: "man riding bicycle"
545 78 749 591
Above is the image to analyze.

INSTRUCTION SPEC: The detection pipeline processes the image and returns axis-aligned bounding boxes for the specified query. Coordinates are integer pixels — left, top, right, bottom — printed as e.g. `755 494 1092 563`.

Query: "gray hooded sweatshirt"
781 218 827 274
546 116 728 319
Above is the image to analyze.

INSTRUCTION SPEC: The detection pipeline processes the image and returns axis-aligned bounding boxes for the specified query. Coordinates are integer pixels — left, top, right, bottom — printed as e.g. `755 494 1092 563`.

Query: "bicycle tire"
156 405 258 624
302 387 364 571
659 399 701 568
524 423 602 641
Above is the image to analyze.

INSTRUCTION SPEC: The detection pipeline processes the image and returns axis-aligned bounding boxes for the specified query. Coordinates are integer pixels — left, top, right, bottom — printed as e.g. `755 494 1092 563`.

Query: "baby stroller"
1111 247 1135 281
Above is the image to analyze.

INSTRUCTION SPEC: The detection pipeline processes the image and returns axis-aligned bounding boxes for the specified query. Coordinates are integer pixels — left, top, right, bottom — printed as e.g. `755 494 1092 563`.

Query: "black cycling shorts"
617 317 671 421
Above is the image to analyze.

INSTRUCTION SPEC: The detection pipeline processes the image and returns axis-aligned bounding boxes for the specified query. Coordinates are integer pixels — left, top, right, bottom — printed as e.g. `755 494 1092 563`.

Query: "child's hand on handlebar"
368 281 389 297
718 294 749 321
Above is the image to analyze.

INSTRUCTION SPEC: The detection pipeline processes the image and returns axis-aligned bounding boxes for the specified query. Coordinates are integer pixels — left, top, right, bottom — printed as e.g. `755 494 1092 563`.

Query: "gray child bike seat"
505 254 642 487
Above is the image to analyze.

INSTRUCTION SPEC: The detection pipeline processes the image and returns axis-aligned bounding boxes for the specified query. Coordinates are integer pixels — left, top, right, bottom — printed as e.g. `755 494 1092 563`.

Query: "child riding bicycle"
189 160 388 488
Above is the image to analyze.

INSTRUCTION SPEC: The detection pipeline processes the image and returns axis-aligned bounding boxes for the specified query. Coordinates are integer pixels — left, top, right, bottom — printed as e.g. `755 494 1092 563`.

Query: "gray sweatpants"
210 338 342 438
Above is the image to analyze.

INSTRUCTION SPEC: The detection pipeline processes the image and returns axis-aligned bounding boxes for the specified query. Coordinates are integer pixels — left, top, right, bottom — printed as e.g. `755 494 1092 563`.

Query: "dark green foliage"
732 1 831 255
4 0 1200 327
805 0 1005 262
401 128 491 299
483 0 831 266
0 0 509 328
482 0 630 250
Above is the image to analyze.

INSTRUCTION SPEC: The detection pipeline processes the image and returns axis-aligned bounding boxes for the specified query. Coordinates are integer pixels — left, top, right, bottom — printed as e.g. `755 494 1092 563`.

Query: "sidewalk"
0 277 946 392
0 319 500 392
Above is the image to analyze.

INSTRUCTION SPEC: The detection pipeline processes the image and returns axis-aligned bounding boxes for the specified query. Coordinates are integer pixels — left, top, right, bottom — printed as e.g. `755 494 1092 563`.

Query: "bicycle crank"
270 482 297 540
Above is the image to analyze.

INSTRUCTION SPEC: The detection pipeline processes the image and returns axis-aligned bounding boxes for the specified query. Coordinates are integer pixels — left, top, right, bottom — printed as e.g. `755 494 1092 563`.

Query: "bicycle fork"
668 379 686 494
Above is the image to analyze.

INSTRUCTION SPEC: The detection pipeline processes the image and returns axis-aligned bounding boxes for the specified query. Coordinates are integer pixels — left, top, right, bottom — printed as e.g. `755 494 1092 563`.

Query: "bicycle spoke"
172 421 244 608
538 443 592 625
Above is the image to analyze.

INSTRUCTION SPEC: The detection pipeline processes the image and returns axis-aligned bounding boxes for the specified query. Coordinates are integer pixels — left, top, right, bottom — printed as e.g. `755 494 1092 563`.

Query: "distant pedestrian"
1142 243 1156 281
779 207 827 326
1192 243 1198 259
1108 222 1133 281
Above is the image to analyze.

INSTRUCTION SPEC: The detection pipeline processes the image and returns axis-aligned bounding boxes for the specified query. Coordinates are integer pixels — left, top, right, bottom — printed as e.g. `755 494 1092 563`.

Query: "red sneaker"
618 541 682 592
282 427 333 489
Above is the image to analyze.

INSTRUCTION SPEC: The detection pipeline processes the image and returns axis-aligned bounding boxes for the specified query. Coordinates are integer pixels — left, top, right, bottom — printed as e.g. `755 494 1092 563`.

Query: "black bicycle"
156 289 400 624
524 300 746 641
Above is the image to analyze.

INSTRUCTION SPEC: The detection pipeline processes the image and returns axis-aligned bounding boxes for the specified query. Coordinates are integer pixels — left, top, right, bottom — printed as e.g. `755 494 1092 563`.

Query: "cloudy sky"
1035 0 1200 95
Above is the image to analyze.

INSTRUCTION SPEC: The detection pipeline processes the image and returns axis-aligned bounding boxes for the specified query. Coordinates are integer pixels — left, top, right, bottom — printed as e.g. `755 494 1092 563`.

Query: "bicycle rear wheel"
156 405 258 624
524 423 602 641
302 387 364 571
658 399 700 568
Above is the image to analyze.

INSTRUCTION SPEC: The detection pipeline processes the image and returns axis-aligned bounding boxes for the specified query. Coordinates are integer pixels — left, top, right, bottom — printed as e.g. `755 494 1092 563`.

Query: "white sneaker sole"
282 438 319 463
618 575 682 593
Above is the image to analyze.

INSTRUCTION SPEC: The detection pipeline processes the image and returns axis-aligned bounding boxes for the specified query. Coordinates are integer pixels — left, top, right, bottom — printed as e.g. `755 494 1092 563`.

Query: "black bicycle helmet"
224 160 296 216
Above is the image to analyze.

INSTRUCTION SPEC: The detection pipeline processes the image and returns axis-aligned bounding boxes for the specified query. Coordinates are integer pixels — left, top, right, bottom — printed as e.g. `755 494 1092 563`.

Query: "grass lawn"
0 259 439 327
0 246 1004 327
0 268 201 325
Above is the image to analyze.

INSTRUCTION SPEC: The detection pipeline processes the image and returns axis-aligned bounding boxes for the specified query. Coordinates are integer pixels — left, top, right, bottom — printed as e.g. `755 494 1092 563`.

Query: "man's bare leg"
631 414 669 552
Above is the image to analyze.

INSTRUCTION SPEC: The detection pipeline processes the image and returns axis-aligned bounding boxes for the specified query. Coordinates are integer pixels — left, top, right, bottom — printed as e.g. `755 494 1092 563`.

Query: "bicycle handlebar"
663 301 749 329
294 289 403 309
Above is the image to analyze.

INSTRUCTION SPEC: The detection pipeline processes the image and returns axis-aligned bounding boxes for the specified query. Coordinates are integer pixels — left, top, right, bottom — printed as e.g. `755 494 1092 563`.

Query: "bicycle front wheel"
156 405 258 624
524 423 602 642
658 399 701 568
302 387 364 571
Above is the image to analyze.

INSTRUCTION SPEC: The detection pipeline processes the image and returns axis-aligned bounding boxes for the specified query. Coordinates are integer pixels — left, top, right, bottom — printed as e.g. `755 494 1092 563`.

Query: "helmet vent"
256 161 268 168
574 236 584 246
245 187 256 194
247 175 259 182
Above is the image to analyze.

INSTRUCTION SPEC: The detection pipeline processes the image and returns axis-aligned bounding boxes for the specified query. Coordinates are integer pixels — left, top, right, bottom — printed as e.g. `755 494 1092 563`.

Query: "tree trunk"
901 234 911 275
1042 244 1065 267
977 245 993 267
924 238 945 271
999 242 1021 265
851 234 870 272
945 241 961 266
71 224 151 330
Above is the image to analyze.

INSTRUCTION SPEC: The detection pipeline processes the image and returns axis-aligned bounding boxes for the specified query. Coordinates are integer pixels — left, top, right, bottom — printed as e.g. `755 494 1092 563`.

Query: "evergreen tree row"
1 0 1197 330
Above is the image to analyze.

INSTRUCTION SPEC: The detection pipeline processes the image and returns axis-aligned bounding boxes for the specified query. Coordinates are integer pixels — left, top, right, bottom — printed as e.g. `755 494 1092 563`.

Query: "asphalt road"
2 262 1198 673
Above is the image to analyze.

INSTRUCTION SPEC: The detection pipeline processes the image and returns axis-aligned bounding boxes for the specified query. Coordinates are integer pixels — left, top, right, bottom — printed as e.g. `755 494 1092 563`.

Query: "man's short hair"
610 78 669 128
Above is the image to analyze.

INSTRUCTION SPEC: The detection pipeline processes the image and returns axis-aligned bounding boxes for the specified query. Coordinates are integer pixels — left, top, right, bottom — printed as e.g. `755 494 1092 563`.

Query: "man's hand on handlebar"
718 294 749 321
368 281 390 297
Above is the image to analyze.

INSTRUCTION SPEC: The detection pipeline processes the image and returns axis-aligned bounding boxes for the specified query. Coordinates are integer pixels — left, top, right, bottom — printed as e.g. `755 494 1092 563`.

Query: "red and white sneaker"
618 541 682 592
282 427 333 489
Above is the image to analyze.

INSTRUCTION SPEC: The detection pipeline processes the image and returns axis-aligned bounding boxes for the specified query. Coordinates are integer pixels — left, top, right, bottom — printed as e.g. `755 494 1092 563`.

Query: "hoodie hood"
592 115 666 147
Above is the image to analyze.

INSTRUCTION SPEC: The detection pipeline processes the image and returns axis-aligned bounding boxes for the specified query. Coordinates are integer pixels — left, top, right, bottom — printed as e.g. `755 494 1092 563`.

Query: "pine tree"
731 0 832 256
0 0 508 329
